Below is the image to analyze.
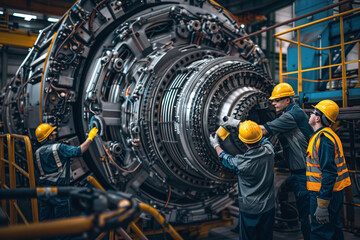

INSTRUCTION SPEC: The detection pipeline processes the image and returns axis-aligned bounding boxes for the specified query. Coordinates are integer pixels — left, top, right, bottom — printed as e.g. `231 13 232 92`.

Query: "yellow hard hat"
313 100 339 123
269 83 295 100
238 120 263 144
35 123 57 142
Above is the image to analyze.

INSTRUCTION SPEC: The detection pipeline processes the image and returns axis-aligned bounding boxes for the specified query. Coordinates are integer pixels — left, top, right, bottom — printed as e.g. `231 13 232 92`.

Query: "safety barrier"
274 7 360 107
0 11 9 31
0 134 38 224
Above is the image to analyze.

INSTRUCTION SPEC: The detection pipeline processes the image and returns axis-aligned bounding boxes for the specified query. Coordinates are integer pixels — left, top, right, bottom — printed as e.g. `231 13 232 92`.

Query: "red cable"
164 185 171 209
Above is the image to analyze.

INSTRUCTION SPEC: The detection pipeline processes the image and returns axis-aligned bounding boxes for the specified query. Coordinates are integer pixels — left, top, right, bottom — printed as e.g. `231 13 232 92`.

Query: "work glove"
222 116 241 128
314 198 330 224
87 127 99 141
209 133 220 149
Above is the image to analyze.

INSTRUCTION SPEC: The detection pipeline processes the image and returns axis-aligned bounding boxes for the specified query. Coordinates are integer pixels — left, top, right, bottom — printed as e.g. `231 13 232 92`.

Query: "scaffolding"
0 134 38 224
274 7 360 107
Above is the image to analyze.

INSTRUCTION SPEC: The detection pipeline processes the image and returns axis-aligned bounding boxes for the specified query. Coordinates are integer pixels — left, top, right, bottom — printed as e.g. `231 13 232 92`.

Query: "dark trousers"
289 172 311 240
39 197 70 240
310 191 344 240
239 207 275 240
39 197 70 221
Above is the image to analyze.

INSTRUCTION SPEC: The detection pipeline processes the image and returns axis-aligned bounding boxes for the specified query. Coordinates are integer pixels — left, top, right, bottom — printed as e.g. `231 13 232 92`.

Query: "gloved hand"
314 198 330 224
222 116 241 128
87 127 98 141
209 134 220 149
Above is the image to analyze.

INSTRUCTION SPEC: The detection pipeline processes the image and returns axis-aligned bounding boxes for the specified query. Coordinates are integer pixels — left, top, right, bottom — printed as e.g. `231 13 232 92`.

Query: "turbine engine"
1 0 275 223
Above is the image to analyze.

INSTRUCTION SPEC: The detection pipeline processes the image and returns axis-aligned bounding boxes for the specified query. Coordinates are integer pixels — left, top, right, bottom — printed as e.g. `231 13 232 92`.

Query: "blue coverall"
310 127 344 240
35 141 82 221
263 102 313 240
219 137 275 240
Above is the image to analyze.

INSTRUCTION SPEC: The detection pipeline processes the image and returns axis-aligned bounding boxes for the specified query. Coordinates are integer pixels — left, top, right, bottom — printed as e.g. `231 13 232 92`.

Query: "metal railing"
274 7 360 107
0 134 38 224
0 11 9 31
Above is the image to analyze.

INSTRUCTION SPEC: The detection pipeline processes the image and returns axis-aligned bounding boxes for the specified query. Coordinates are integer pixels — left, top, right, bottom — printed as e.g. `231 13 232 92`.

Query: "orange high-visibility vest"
306 127 351 192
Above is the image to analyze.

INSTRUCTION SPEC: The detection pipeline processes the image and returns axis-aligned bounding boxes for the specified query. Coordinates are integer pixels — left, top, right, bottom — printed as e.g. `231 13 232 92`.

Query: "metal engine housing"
0 0 275 223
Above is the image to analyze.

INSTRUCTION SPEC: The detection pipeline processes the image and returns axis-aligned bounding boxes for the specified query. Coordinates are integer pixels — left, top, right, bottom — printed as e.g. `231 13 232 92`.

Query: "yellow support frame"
340 16 348 107
274 7 360 107
279 40 283 83
0 135 10 219
0 134 38 224
297 29 302 94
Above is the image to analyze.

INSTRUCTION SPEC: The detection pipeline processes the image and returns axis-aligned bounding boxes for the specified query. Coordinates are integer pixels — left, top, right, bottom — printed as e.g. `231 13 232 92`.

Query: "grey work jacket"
219 138 275 214
263 103 313 172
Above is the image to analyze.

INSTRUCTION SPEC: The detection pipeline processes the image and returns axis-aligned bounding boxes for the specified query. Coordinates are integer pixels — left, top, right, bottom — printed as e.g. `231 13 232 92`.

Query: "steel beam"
1 45 7 88
0 30 38 48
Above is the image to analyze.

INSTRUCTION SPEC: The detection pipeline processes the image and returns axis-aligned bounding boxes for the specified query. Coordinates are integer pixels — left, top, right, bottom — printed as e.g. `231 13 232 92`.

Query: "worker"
209 120 275 240
258 83 313 240
34 123 98 223
307 100 351 240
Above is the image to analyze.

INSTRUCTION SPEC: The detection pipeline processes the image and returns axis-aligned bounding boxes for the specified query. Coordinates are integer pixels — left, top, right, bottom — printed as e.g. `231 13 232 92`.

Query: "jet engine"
1 0 275 223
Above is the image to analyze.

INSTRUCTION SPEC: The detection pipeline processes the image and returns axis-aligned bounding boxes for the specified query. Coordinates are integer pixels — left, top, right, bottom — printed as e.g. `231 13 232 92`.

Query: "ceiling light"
48 17 59 23
13 13 37 21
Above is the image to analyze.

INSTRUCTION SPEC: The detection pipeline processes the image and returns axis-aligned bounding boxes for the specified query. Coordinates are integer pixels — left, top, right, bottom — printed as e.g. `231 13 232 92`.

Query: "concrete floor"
203 193 360 240
206 224 360 240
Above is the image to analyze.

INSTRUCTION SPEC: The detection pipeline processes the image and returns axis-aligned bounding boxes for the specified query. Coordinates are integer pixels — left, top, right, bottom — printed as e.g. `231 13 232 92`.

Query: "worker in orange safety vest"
306 100 351 240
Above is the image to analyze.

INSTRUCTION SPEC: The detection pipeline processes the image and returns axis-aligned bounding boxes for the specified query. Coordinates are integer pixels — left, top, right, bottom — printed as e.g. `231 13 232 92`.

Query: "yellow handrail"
0 11 9 30
274 7 360 107
283 74 358 83
274 8 360 37
275 37 360 50
0 134 10 219
0 134 38 224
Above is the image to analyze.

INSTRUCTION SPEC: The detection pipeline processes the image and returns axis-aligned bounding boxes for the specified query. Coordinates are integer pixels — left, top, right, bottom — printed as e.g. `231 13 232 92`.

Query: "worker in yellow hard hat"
34 123 98 223
307 100 350 240
258 82 313 240
209 120 275 240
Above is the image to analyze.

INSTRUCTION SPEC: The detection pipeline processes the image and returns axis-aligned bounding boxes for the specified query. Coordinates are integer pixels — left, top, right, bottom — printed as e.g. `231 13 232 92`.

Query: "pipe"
138 203 183 240
0 216 94 240
232 0 352 43
87 176 105 190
